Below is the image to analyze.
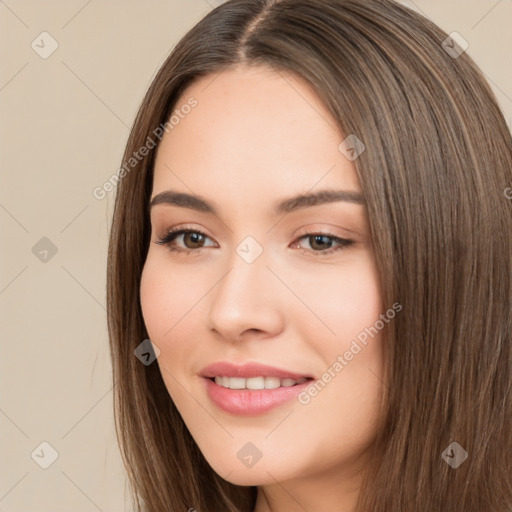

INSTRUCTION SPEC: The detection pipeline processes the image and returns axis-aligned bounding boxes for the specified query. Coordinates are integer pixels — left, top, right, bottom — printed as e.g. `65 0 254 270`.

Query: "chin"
199 450 286 485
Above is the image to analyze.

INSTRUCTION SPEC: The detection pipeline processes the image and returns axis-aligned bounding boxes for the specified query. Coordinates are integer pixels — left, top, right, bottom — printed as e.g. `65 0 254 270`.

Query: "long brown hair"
106 1 512 510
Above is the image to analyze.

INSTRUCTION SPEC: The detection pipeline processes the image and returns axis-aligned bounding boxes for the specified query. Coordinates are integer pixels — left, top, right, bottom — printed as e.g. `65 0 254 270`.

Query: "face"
140 65 385 495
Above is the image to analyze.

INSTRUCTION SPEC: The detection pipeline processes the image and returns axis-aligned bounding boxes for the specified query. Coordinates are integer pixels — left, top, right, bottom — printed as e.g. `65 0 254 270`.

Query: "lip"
200 361 314 380
203 377 313 416
200 361 315 416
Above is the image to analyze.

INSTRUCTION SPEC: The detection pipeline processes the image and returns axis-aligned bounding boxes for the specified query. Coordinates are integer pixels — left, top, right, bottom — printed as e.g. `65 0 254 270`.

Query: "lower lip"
203 377 313 416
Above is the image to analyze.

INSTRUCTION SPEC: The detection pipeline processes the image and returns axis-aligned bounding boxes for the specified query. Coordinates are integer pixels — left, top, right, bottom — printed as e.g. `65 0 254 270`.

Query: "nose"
206 246 285 343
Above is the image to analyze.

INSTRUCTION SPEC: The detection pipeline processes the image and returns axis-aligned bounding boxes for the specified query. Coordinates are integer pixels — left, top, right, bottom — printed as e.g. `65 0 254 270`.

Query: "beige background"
0 1 511 510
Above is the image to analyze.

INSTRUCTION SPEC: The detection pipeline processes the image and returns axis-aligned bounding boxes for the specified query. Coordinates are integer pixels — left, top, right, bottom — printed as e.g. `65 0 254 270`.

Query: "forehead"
152 65 361 209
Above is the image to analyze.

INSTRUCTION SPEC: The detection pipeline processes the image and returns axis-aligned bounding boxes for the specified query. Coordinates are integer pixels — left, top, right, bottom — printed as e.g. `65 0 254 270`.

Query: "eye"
291 232 354 256
154 226 216 255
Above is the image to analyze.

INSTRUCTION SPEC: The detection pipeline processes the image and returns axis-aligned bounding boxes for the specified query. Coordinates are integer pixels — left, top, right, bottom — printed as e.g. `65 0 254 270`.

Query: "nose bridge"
207 235 283 339
220 233 269 295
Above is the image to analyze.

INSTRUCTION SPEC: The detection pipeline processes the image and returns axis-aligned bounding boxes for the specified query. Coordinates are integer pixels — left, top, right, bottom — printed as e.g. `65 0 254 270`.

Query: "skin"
140 64 386 512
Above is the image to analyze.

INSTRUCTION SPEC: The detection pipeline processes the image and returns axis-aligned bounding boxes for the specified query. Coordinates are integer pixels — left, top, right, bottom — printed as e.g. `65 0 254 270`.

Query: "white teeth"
213 376 308 390
228 377 245 389
264 376 281 389
246 377 265 390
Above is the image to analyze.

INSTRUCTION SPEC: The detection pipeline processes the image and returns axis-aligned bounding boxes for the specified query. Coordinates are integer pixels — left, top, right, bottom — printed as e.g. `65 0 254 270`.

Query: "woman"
106 0 512 511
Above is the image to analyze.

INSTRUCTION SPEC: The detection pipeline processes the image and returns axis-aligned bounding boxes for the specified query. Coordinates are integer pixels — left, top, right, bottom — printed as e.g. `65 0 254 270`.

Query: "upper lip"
200 361 314 380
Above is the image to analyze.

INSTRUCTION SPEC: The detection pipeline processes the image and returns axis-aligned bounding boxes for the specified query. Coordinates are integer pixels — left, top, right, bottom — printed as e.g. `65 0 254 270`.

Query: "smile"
203 376 313 416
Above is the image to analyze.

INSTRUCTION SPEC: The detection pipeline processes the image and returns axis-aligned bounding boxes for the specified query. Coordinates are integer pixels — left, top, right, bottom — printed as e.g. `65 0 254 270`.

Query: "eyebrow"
149 188 365 216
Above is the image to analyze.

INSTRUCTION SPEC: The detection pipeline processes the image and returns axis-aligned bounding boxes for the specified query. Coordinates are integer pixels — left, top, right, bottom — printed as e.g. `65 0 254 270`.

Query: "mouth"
203 376 314 416
200 361 315 415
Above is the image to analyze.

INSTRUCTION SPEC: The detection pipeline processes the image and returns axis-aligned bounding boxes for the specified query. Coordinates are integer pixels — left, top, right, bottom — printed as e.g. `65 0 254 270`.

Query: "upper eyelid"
159 226 217 244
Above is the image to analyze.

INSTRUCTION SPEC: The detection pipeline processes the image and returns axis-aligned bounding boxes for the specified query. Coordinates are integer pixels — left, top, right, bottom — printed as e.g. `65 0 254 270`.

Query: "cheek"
289 253 384 409
140 260 171 340
335 265 381 339
139 258 195 407
292 253 382 345
139 255 211 384
139 254 201 340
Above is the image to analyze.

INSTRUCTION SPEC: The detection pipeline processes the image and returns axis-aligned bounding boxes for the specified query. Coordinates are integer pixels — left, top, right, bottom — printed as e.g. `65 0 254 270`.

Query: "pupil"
186 232 203 248
312 235 331 250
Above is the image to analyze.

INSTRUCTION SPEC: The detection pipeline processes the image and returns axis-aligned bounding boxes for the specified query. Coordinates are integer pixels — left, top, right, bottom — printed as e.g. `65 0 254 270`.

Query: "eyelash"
154 225 354 257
